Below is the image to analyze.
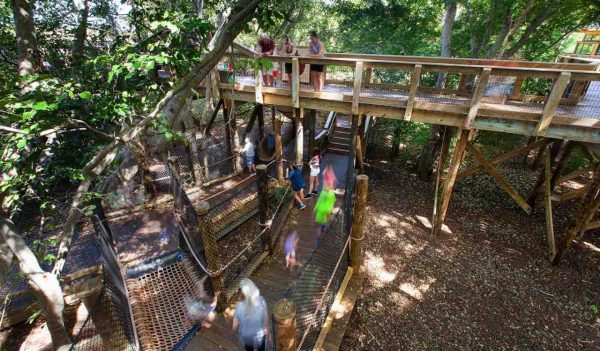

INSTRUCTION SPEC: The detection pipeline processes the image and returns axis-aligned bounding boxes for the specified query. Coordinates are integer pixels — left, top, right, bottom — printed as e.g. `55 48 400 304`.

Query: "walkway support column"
195 201 227 310
256 164 272 253
295 108 304 165
274 299 297 351
350 174 368 275
258 104 265 141
229 100 241 172
307 109 316 159
274 113 284 181
432 128 470 236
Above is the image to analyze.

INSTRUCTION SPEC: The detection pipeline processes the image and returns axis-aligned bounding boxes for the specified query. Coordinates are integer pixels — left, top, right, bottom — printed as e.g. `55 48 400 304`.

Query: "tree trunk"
10 0 40 76
52 0 263 277
72 0 89 66
192 0 204 18
0 217 71 350
417 0 456 180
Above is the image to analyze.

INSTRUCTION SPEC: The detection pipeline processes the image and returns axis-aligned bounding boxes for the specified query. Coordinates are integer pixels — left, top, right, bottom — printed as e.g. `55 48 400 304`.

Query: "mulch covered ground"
341 156 600 350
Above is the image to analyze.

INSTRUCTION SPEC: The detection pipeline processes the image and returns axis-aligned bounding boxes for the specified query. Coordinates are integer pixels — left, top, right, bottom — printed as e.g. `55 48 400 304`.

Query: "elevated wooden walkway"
211 51 600 144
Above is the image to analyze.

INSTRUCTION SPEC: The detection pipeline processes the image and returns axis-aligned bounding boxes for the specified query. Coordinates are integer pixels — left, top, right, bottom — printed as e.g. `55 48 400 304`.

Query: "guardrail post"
274 299 297 351
352 62 363 115
256 164 273 253
364 67 373 89
535 72 571 136
195 201 227 311
405 64 422 121
464 67 491 128
350 175 369 275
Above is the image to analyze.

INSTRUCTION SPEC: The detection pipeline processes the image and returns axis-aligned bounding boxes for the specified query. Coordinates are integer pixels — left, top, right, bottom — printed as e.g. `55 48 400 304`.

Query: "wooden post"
549 141 575 190
553 163 600 265
274 114 284 181
274 299 297 351
510 75 524 100
257 104 265 142
527 141 563 207
544 150 556 261
292 58 300 108
307 109 316 159
535 72 571 136
364 67 373 89
229 101 241 172
352 62 363 115
256 164 272 253
345 115 359 191
255 66 263 104
405 65 422 121
295 108 304 165
204 99 223 136
355 116 365 172
350 174 368 275
433 129 470 236
223 100 232 154
464 67 491 128
195 201 227 310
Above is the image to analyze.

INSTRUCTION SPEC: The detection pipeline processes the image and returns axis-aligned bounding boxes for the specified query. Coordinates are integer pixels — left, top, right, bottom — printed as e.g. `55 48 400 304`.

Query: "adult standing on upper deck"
257 35 275 87
308 31 325 91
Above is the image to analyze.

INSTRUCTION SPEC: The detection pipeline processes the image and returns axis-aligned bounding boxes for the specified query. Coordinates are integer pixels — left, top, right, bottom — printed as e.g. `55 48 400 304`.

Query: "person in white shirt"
243 137 256 174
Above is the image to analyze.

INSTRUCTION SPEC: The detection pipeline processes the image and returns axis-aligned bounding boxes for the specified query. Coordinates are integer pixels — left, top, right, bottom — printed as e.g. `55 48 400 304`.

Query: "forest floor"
340 143 600 350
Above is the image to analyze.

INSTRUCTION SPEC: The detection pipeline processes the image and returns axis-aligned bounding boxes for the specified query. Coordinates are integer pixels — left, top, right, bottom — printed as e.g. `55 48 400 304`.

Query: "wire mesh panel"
285 209 350 350
360 67 412 100
416 71 472 106
556 79 600 119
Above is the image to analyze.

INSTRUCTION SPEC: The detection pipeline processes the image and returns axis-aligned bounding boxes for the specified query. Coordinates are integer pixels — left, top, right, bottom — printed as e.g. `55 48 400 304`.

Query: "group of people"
258 31 326 92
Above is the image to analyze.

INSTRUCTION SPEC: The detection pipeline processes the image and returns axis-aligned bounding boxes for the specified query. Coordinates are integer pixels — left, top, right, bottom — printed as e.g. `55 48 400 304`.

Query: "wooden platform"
187 149 350 350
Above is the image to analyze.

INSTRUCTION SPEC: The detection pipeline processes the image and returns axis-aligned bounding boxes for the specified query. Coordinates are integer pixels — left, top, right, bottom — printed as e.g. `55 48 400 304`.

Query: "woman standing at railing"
308 31 325 91
257 35 275 87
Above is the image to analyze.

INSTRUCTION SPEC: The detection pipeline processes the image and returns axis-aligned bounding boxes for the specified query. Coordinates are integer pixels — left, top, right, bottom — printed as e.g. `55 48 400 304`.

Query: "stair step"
332 129 351 136
329 141 350 148
331 136 351 143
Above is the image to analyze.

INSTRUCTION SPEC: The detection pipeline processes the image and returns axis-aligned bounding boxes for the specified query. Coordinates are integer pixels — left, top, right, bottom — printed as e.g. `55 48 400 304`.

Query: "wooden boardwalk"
187 151 350 350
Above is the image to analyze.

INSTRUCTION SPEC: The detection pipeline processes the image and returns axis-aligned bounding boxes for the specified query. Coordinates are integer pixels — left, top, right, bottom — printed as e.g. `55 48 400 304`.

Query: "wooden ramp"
187 149 350 350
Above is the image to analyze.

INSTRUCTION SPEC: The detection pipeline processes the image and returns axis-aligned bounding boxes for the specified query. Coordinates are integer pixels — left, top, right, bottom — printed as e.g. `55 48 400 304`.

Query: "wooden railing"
216 52 600 144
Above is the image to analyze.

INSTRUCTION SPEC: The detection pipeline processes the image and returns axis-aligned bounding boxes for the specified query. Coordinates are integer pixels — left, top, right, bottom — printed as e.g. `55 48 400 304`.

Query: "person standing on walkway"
286 160 308 209
242 137 256 174
258 35 275 87
282 36 305 87
232 278 271 351
308 149 321 196
308 31 325 91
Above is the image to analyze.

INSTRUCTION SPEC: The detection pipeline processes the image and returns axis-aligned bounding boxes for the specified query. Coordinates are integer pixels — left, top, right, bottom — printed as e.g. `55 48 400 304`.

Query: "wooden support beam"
549 141 576 190
255 66 263 104
350 175 368 274
274 114 284 181
555 186 588 202
256 164 272 253
433 129 470 236
307 109 316 158
243 104 261 139
553 163 600 265
527 141 563 208
557 163 597 185
585 220 600 230
229 101 241 172
467 142 533 215
457 138 549 180
464 67 491 128
544 150 556 261
203 99 223 136
292 57 300 108
274 299 297 351
295 108 304 164
258 104 265 141
404 64 422 121
535 72 571 136
364 67 373 89
352 61 364 115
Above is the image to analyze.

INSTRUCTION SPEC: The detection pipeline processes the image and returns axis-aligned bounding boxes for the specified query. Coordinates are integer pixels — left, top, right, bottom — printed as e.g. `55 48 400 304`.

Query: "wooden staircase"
327 116 352 155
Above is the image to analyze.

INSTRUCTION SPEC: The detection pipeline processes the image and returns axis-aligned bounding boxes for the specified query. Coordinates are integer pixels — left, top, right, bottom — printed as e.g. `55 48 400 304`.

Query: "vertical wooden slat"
404 64 422 121
352 61 364 115
432 128 470 236
292 57 300 108
274 114 284 181
535 72 571 136
463 67 491 128
544 150 556 261
364 67 373 89
255 66 263 104
510 75 524 100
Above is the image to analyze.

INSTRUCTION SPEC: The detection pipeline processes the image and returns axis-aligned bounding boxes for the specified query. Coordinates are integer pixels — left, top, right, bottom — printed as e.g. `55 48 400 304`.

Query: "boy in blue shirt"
286 160 307 210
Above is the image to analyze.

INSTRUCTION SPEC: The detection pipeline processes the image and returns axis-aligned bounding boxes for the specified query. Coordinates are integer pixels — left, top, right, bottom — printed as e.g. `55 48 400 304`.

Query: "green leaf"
23 110 36 120
145 61 155 72
32 101 48 111
17 139 27 149
79 91 92 100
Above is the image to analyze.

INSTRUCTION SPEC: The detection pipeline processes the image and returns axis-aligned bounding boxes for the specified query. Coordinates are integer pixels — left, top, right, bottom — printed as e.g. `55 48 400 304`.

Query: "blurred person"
308 31 325 91
286 160 308 209
184 276 219 326
284 230 299 270
282 36 305 87
242 137 256 174
257 35 275 87
308 149 321 196
314 184 336 245
232 278 271 351
322 164 337 190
